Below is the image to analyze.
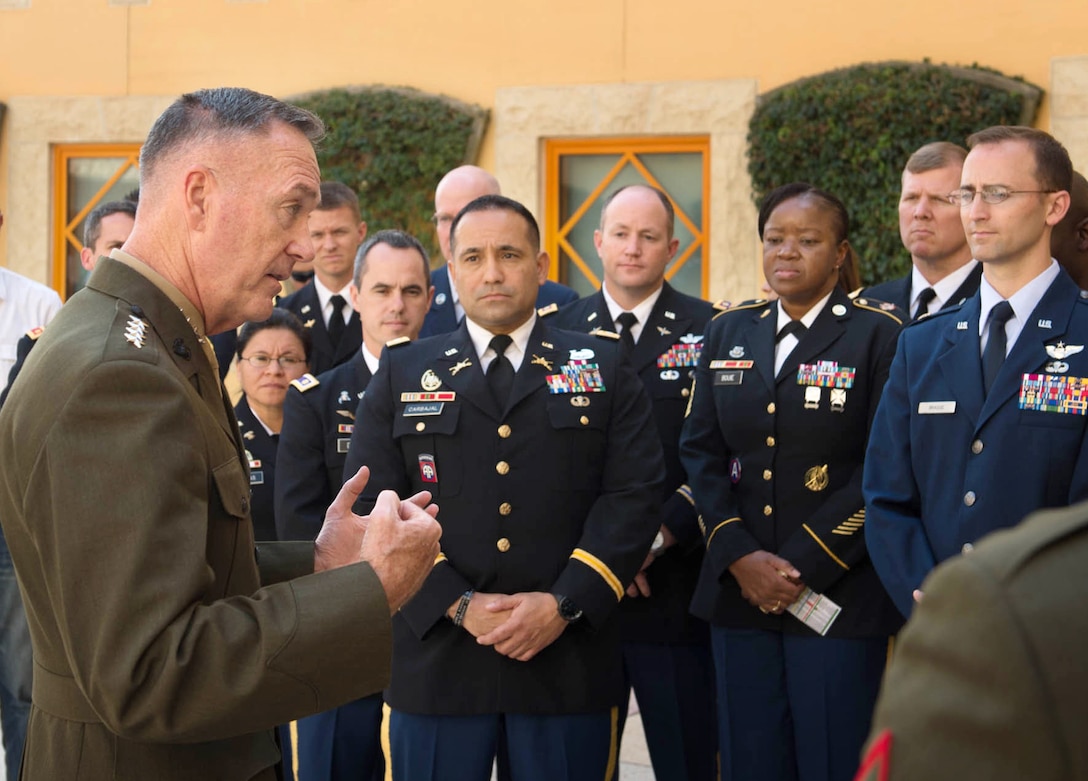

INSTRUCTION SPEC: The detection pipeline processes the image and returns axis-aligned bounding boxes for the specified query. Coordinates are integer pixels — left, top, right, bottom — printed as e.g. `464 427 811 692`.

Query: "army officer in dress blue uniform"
232 310 311 542
274 229 433 781
345 194 664 781
552 184 718 781
864 126 1088 618
420 165 576 337
681 183 905 781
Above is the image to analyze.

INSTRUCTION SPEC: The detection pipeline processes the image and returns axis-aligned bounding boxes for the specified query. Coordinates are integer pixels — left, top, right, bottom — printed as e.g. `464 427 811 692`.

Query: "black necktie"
776 320 807 343
487 334 515 409
616 312 638 355
327 294 347 348
913 287 937 320
982 301 1014 396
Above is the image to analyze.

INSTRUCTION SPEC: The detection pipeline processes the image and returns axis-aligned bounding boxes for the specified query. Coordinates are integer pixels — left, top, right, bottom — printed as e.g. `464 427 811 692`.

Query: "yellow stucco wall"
2 0 1087 291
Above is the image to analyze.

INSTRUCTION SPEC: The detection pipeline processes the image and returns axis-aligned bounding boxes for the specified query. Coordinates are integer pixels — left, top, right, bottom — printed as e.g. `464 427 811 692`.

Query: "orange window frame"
52 143 141 299
543 136 711 296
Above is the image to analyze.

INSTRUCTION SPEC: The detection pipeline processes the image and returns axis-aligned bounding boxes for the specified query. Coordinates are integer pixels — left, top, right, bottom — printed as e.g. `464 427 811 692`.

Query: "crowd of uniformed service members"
5 123 1088 781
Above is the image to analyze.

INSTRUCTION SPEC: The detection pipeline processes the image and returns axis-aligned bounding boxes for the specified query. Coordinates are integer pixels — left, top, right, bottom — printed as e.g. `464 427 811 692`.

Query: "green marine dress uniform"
0 256 393 780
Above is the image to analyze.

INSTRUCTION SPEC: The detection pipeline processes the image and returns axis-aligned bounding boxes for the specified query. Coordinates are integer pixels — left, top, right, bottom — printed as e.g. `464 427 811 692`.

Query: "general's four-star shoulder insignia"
124 314 148 349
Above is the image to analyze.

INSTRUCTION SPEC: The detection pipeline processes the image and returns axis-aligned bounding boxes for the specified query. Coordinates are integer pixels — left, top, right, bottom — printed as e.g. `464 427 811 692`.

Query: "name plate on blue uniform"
918 401 956 415
715 371 743 386
404 402 445 416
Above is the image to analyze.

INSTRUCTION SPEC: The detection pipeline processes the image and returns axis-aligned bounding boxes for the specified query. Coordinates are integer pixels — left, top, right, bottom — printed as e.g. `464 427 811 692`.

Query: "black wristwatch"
553 594 583 622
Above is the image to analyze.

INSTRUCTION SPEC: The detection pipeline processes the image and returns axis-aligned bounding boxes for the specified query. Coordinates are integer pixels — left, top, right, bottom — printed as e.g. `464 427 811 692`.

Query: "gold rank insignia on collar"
531 354 554 371
304 319 316 328
386 336 411 348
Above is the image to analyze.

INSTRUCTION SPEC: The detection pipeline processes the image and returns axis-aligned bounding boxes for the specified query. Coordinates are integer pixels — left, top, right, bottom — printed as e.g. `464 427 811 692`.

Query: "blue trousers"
292 694 384 781
710 627 888 781
614 641 717 781
388 707 616 781
0 526 30 781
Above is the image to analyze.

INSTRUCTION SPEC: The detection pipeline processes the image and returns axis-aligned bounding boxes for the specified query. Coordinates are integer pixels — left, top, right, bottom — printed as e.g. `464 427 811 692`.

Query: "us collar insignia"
124 315 148 349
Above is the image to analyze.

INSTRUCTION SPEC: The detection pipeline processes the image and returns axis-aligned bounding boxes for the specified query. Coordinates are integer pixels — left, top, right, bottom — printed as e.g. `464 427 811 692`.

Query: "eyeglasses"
240 354 306 370
947 186 1058 207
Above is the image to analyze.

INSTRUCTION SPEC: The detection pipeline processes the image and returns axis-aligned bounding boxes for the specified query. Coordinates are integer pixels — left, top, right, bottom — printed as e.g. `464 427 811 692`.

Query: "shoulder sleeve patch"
290 373 320 392
537 302 560 317
25 326 45 341
385 336 411 348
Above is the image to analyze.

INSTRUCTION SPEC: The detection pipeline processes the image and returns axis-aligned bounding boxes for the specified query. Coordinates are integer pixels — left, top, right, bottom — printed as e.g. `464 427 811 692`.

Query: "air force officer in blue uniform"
345 195 663 781
864 126 1088 618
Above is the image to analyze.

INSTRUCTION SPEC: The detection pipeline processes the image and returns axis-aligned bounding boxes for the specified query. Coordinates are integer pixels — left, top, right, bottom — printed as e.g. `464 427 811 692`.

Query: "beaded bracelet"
452 589 474 627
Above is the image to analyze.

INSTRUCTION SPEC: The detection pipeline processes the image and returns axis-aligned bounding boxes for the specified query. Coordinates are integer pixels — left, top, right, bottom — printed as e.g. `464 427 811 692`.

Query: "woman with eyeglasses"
234 309 312 542
680 183 906 781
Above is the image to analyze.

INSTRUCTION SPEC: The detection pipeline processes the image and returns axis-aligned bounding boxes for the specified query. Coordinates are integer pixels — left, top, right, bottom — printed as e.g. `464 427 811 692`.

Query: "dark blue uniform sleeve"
275 386 334 542
550 354 665 626
344 354 472 639
679 320 762 577
863 330 934 617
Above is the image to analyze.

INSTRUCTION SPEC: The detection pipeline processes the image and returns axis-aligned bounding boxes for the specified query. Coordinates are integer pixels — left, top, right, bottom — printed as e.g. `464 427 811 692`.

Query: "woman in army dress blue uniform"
233 309 311 542
680 183 904 781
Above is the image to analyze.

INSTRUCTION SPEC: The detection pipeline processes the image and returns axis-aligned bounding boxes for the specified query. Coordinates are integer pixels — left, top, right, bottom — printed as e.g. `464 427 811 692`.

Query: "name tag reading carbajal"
404 402 445 416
